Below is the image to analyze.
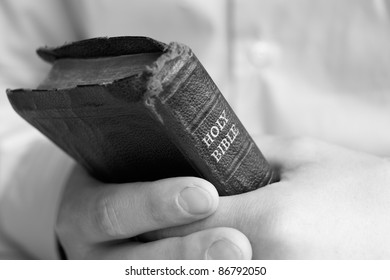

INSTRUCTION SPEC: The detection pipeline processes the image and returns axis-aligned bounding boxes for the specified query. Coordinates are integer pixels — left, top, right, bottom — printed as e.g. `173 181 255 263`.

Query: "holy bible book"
7 36 276 196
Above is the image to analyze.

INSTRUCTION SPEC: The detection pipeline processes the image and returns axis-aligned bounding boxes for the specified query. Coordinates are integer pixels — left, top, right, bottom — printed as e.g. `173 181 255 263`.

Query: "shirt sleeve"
0 0 84 259
0 121 75 259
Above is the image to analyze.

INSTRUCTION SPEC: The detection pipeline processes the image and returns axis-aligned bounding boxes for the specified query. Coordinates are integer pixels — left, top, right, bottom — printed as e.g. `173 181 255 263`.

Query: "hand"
147 136 390 259
56 165 252 259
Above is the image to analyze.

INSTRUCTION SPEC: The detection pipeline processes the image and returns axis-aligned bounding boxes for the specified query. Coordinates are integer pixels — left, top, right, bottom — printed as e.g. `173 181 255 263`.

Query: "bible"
7 36 276 196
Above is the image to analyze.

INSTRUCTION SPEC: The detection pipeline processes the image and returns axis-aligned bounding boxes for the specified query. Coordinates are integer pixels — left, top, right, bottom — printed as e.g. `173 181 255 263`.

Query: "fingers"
57 166 219 243
88 227 252 260
139 189 276 243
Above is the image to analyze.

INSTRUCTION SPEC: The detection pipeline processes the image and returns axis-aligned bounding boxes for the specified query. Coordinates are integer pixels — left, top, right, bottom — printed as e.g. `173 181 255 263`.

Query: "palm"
148 137 390 259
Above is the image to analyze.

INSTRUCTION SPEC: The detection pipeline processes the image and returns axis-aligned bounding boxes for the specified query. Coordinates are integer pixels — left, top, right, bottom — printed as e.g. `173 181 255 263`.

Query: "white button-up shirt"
1 0 390 259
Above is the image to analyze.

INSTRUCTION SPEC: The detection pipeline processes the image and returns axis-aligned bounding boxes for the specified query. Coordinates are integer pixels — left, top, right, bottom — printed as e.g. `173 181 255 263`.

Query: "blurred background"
0 0 390 155
1 0 390 260
2 0 390 154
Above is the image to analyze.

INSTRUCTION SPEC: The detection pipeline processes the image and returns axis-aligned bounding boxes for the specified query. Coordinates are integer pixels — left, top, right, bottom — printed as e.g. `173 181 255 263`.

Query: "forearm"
0 0 86 259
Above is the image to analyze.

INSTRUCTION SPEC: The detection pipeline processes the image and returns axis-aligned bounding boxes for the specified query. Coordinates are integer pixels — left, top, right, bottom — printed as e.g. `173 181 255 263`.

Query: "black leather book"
7 36 276 196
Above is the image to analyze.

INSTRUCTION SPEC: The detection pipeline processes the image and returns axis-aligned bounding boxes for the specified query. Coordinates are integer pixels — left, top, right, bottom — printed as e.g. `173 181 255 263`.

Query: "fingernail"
206 239 244 260
178 186 213 215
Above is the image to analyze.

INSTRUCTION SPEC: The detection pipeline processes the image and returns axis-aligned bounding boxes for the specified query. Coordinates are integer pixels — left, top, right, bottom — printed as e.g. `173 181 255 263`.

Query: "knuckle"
147 184 176 225
93 190 124 238
148 193 169 225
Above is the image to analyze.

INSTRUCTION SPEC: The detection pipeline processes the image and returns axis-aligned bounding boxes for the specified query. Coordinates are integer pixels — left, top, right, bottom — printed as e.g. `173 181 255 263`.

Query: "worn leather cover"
7 36 275 196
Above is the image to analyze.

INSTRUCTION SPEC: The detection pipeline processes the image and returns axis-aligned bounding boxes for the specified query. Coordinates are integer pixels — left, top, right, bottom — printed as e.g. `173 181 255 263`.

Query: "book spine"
144 43 275 196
